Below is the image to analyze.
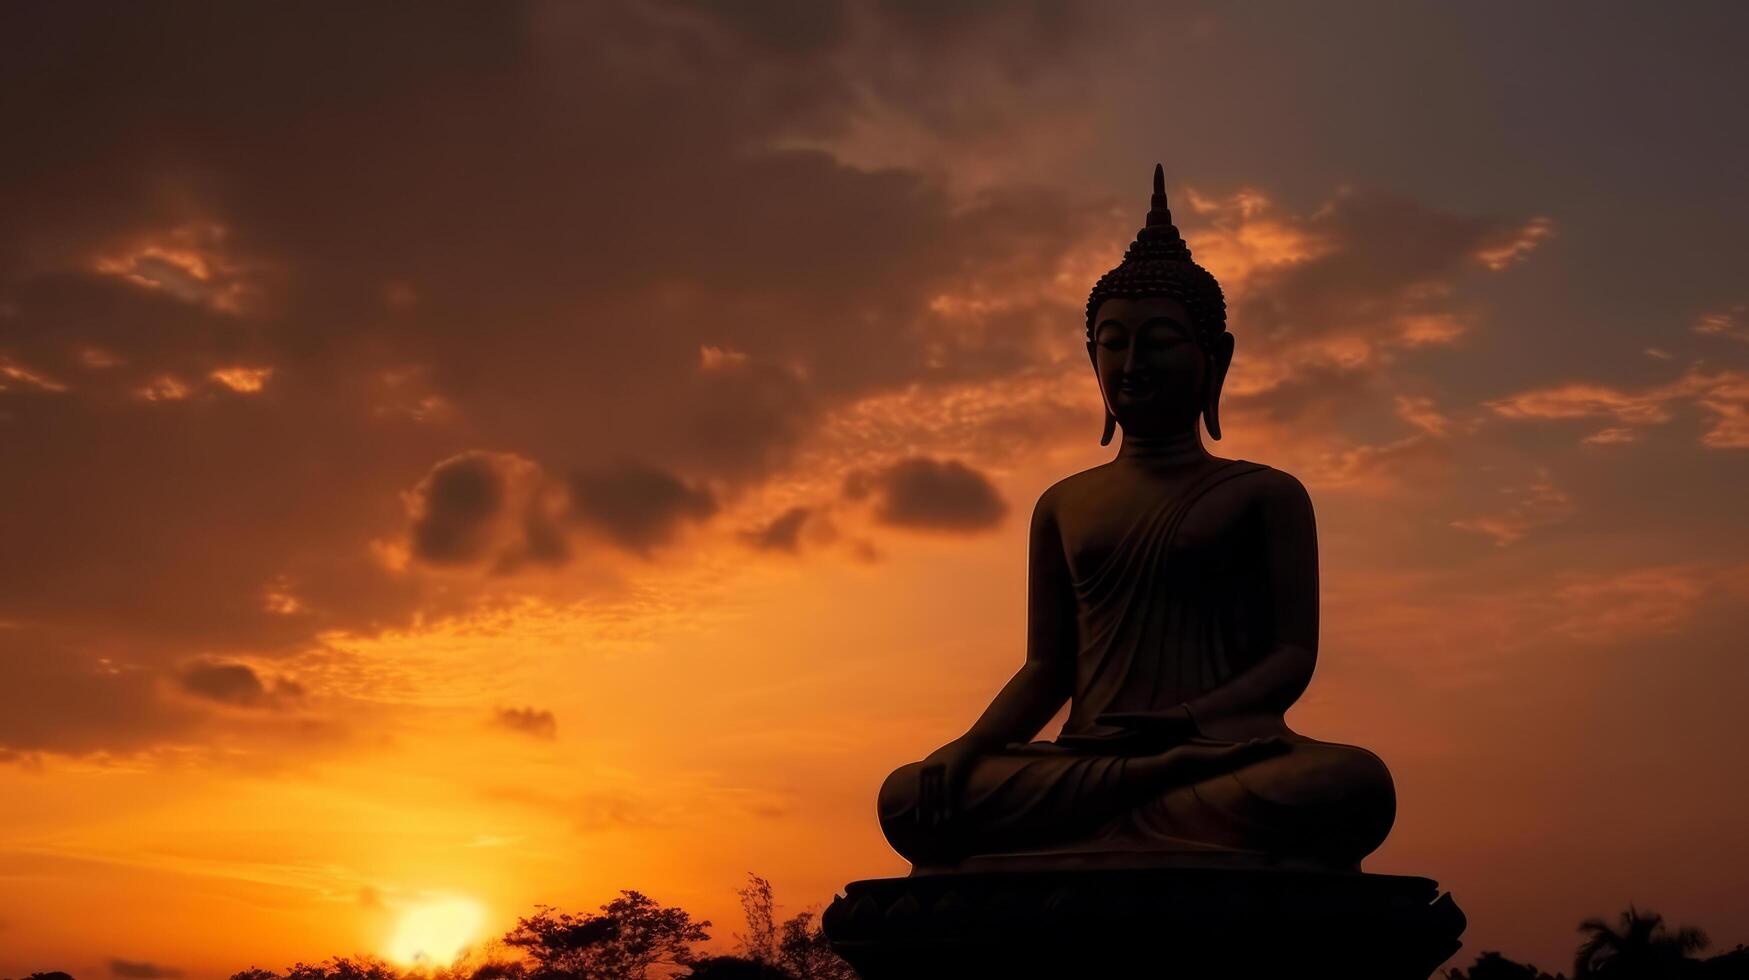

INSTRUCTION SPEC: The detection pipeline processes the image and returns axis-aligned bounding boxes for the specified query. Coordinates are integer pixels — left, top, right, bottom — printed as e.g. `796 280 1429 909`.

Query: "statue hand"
1095 704 1200 744
1155 736 1290 779
919 735 999 828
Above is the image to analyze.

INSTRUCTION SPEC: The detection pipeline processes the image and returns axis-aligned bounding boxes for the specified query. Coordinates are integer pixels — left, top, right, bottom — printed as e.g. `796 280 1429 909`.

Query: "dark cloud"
177 661 267 704
175 660 302 709
408 451 570 571
743 506 812 553
410 453 511 565
567 461 716 552
109 959 184 979
491 706 558 740
848 457 1007 532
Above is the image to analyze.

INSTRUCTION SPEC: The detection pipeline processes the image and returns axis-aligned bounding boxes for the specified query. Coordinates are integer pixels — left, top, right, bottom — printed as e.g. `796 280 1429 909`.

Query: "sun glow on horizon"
385 897 486 967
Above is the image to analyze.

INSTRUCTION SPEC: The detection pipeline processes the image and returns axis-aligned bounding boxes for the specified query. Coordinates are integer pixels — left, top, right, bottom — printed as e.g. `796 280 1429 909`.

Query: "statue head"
1085 165 1232 444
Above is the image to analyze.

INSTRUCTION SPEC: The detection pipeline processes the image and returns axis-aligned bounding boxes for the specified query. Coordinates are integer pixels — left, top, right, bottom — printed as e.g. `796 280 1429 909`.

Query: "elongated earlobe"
1087 338 1117 446
1203 336 1233 440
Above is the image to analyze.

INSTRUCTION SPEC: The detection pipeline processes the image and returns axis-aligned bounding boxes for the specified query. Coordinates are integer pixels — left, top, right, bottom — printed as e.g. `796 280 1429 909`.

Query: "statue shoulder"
1230 462 1315 514
1029 463 1114 531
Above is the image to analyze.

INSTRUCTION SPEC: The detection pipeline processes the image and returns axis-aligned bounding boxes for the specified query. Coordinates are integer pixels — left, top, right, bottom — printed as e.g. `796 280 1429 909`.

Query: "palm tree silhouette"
1574 905 1709 978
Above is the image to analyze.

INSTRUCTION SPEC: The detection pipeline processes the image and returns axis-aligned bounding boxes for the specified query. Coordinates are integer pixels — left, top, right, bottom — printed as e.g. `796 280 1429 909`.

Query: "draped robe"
880 460 1396 872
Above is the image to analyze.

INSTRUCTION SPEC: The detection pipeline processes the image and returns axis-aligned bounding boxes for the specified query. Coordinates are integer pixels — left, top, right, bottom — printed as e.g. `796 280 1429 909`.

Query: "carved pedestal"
823 867 1464 979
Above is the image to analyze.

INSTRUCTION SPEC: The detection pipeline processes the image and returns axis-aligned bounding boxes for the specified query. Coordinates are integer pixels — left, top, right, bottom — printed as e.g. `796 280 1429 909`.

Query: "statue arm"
958 489 1078 747
1180 470 1319 739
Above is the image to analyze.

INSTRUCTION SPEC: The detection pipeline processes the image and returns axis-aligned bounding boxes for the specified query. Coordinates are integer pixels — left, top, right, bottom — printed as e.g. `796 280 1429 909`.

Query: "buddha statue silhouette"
879 165 1397 874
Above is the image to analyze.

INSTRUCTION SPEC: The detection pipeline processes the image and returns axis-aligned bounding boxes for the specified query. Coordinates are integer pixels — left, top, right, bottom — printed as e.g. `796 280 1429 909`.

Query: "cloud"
490 706 557 740
846 456 1007 532
567 461 717 552
1394 395 1453 437
109 959 184 979
0 0 1633 772
0 355 68 393
1487 368 1749 449
1694 304 1748 343
1177 188 1553 429
408 451 569 570
1472 216 1556 271
742 506 812 553
209 365 272 393
1450 470 1576 546
0 0 1113 722
1542 565 1720 644
177 661 268 704
1582 426 1640 446
176 661 302 709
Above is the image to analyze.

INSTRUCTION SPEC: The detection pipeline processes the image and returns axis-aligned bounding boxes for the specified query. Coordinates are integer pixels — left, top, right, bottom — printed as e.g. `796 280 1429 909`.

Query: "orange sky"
2 2 1748 976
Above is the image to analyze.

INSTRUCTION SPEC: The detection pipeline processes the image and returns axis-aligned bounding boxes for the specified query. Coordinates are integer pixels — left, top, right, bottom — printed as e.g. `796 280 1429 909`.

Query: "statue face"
1089 296 1211 435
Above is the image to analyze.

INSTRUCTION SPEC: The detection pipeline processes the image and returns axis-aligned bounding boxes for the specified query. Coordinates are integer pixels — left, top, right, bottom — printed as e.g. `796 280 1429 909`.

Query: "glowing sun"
386 897 486 966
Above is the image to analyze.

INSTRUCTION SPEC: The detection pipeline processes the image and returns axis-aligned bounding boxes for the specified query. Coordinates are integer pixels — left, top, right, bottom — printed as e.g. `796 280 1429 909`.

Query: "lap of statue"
878 733 1396 873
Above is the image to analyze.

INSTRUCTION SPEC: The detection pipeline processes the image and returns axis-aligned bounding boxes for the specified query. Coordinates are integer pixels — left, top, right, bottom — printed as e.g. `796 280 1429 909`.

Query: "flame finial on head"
1131 162 1194 261
1084 163 1224 341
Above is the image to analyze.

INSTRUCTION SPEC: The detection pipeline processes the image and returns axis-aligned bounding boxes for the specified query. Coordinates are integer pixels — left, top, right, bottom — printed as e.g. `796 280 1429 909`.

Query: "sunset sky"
3 2 1747 975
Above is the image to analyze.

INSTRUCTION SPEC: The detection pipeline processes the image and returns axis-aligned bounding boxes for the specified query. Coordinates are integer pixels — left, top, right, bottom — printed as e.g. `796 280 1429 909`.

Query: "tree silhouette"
1575 906 1710 979
676 957 793 980
503 891 710 980
735 876 778 965
464 962 529 980
229 958 402 980
722 873 853 980
1697 946 1749 979
774 912 854 980
1447 950 1565 980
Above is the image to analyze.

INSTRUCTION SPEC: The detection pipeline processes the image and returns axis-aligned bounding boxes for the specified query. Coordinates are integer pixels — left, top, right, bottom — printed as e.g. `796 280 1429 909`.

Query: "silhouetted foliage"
735 876 778 965
676 957 794 980
1575 906 1710 979
208 888 1749 980
774 912 855 980
229 959 402 980
503 891 710 980
727 874 854 980
1697 946 1749 979
1448 950 1566 980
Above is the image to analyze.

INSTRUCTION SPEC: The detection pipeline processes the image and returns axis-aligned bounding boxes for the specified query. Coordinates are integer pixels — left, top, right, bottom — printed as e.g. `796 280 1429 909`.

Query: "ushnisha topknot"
1084 164 1227 346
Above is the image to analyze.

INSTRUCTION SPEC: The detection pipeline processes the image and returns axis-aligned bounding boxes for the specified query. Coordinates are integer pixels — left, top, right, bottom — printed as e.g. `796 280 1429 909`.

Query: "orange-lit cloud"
1450 470 1575 546
91 223 265 314
1488 368 1749 448
1472 216 1556 271
1694 304 1748 343
136 374 192 402
0 355 68 392
210 366 273 393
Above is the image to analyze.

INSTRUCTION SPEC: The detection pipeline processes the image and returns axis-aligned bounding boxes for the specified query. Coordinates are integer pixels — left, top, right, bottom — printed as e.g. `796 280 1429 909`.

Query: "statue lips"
1115 374 1156 401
